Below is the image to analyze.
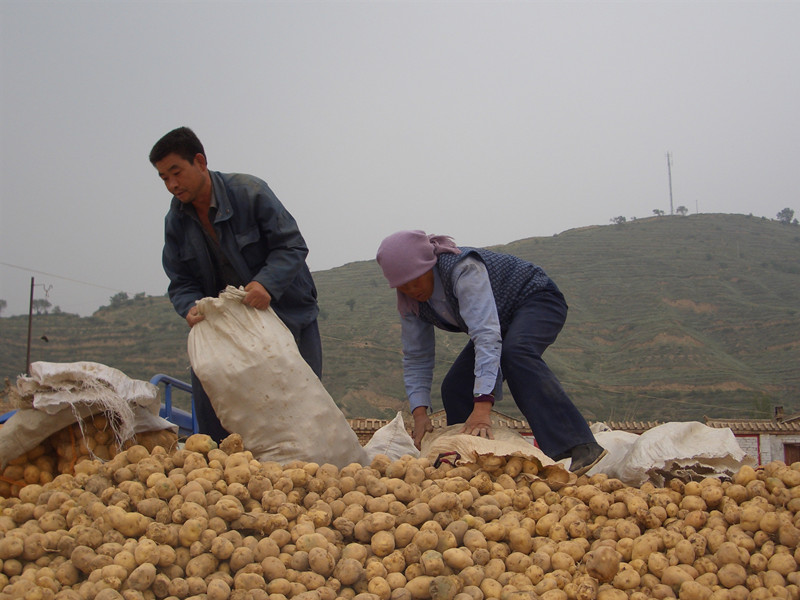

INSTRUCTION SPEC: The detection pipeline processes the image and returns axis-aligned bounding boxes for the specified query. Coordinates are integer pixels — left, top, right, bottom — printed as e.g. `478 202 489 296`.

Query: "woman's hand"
412 406 434 450
459 400 494 440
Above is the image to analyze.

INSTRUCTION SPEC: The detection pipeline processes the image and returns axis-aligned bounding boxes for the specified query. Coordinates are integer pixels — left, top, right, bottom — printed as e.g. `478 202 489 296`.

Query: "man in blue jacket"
150 126 321 442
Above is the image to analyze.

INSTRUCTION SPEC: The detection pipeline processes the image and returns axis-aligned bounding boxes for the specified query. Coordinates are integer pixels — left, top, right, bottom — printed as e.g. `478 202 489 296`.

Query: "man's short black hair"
149 126 206 165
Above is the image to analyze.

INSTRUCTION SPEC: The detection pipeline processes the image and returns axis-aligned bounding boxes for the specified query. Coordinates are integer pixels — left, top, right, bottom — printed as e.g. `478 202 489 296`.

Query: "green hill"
2 213 798 423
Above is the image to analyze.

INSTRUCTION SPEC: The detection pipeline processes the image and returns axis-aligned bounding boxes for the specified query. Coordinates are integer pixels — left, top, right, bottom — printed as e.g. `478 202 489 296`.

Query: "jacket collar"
208 170 233 223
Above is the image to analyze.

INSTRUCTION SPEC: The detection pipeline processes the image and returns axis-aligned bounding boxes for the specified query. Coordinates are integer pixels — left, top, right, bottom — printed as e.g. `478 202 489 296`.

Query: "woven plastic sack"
591 421 756 486
363 412 419 462
188 286 367 468
0 361 164 468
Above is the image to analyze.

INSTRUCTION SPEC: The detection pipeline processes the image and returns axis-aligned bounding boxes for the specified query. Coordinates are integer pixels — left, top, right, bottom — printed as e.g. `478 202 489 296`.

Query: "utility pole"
26 277 34 375
666 152 674 216
26 277 52 375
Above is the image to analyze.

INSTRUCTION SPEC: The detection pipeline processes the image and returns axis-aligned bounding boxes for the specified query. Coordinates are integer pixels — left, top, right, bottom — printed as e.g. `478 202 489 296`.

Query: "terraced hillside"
2 213 798 422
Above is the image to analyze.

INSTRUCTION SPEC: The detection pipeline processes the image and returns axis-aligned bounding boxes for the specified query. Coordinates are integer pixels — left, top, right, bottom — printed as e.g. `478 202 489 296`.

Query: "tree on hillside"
653 209 665 217
109 292 130 307
676 206 688 216
32 298 51 315
777 207 795 224
611 216 627 225
0 299 6 316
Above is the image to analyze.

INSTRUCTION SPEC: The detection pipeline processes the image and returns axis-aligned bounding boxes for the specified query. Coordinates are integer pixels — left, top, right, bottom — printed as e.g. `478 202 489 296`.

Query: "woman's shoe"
567 442 607 476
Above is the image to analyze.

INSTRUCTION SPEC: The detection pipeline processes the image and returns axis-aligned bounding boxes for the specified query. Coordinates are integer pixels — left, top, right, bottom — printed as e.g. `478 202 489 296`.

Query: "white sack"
0 403 96 468
593 421 755 486
132 409 179 435
421 424 556 467
19 361 159 417
18 362 161 436
188 286 367 468
1 361 165 467
586 428 639 478
363 412 419 463
419 425 573 485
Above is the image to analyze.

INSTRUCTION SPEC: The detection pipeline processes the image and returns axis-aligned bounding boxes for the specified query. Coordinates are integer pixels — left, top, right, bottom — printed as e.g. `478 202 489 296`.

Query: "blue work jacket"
162 170 318 335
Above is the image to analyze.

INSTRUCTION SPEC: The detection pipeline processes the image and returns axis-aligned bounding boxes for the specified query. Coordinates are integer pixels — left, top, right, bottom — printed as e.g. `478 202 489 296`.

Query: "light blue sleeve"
400 313 436 412
452 258 502 396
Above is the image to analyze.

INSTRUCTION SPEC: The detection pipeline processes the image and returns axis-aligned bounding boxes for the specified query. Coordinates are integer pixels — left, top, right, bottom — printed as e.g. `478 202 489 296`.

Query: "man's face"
155 152 208 204
397 270 435 302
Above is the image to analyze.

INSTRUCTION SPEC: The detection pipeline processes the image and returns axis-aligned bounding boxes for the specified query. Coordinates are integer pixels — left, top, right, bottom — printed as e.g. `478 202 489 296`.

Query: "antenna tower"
666 152 674 215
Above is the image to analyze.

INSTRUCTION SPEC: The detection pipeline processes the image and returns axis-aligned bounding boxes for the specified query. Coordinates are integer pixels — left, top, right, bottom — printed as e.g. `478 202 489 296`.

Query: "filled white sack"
593 421 755 486
1 361 165 467
420 423 556 467
188 286 367 468
363 412 419 463
586 427 639 478
18 361 159 417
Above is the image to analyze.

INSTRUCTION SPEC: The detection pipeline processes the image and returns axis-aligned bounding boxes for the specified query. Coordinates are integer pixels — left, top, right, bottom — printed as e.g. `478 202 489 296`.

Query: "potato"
0 536 24 560
767 552 797 576
420 549 446 577
106 506 150 538
585 546 622 583
229 546 256 572
364 530 394 558
335 557 366 586
213 495 244 521
184 434 218 454
206 577 231 600
233 570 267 591
126 562 156 591
1 429 797 600
405 574 434 599
441 548 473 572
364 512 396 533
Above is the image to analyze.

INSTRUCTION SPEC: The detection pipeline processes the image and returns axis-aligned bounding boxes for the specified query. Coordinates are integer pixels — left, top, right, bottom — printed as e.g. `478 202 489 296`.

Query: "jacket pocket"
235 226 261 251
177 244 203 266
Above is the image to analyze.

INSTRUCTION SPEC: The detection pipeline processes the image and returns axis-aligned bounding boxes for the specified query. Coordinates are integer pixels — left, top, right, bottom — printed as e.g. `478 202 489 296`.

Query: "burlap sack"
419 423 574 485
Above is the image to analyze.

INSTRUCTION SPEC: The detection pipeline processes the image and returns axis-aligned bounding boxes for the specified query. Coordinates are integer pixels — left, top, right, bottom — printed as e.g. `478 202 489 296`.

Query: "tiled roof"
429 409 529 429
600 421 664 434
702 417 800 434
348 412 800 441
348 410 529 436
601 417 800 435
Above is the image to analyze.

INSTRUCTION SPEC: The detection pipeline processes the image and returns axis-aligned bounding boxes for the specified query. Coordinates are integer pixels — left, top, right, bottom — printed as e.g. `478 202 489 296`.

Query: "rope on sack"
433 451 461 468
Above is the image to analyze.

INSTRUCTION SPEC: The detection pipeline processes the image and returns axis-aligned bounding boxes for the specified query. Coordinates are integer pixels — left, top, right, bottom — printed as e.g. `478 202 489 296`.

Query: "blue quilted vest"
417 247 554 333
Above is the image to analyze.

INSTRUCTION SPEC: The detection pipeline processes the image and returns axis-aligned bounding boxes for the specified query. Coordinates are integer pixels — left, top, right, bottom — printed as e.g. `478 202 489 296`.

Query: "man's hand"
459 400 494 440
412 406 434 450
185 305 204 327
243 281 272 310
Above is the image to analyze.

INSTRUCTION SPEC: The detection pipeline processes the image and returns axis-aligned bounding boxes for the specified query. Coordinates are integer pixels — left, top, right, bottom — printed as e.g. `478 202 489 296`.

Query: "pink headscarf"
376 230 461 314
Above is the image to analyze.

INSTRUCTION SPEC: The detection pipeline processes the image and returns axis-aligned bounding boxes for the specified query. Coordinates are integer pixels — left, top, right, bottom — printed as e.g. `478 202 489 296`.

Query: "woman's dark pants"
440 290 595 459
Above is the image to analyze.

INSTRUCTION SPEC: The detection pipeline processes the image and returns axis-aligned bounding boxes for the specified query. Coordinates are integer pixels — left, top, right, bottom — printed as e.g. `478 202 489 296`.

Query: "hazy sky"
1 1 798 317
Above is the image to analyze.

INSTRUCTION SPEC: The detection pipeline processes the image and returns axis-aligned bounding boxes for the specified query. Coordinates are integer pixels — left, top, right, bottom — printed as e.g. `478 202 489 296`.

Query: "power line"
0 262 126 294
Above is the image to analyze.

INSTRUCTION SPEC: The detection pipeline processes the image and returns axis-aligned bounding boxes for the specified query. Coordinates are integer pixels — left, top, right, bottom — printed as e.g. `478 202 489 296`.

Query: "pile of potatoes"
0 431 798 600
0 413 178 498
